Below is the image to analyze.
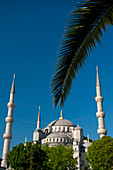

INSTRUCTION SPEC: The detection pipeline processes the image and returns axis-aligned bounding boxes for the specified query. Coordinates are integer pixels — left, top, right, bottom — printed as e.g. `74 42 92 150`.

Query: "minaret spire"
96 66 101 96
95 67 107 138
87 134 89 143
37 106 41 129
1 74 15 168
11 74 15 94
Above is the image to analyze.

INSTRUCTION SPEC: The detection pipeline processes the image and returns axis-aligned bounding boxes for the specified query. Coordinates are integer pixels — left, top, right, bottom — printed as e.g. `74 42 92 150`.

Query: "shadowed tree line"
7 136 113 169
7 142 77 170
86 136 113 170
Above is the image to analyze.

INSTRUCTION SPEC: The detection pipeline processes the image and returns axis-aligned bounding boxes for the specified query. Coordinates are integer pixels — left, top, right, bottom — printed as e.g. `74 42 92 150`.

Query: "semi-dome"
46 132 71 139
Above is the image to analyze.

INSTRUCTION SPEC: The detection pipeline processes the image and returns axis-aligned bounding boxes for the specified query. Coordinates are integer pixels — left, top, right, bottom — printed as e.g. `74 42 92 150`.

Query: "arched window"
45 129 48 133
67 127 69 132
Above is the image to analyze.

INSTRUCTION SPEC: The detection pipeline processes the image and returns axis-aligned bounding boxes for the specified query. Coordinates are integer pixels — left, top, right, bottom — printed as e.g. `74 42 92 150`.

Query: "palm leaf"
51 0 113 107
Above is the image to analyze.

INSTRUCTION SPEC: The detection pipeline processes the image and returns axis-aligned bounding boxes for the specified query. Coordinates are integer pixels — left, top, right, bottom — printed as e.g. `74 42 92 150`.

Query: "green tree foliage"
7 142 47 170
86 136 113 170
81 165 90 170
51 0 113 107
8 143 77 170
43 144 77 170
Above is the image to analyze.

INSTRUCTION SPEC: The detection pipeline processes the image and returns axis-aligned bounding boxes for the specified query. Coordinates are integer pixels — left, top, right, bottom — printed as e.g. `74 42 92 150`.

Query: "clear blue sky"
0 0 113 157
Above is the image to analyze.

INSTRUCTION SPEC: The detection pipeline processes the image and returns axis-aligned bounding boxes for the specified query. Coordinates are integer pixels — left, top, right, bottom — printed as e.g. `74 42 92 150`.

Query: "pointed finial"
25 137 27 146
13 73 15 79
59 109 63 119
39 105 40 110
87 134 89 143
77 124 79 127
96 66 98 72
25 137 27 143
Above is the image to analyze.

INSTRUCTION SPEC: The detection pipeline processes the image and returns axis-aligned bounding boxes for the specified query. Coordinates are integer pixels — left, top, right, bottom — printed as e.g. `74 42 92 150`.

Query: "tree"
7 142 47 170
86 136 113 170
8 143 77 170
7 143 26 169
43 144 77 170
51 0 113 107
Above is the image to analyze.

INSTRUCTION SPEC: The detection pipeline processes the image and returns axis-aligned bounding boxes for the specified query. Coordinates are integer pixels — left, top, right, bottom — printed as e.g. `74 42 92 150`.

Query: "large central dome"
47 119 75 127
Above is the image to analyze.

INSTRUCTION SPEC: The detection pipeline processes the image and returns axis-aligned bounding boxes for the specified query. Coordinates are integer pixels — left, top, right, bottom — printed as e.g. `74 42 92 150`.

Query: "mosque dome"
49 119 75 127
41 132 73 146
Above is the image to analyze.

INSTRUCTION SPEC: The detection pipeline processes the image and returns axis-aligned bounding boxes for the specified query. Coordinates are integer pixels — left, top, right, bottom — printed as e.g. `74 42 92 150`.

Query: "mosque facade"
1 67 107 169
33 109 92 169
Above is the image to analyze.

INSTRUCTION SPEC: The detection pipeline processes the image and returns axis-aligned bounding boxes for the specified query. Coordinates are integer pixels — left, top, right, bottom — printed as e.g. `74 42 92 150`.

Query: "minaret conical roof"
37 106 41 129
11 74 15 94
96 66 100 86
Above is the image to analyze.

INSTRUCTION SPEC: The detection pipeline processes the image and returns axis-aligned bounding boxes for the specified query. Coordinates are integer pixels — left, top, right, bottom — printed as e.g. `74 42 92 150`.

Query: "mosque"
33 108 92 169
1 67 107 170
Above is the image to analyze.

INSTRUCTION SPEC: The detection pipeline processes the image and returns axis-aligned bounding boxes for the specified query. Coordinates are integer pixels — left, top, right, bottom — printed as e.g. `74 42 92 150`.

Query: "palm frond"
51 0 113 107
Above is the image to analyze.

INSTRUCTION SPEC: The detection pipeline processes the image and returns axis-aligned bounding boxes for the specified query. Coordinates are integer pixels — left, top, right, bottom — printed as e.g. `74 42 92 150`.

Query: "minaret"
95 66 107 138
1 74 15 168
33 106 43 144
37 106 41 129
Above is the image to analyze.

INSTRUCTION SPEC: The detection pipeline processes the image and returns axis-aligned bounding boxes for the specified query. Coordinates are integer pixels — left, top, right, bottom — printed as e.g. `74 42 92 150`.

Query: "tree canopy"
7 142 47 170
86 136 113 170
43 144 77 170
7 142 77 170
51 0 113 107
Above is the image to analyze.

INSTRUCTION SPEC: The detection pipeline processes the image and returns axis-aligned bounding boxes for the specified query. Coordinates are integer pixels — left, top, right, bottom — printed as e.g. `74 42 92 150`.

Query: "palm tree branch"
51 0 113 107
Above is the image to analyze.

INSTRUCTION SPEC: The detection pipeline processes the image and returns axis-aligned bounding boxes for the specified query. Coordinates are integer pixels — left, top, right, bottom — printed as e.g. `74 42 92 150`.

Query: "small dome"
83 142 92 148
47 119 75 127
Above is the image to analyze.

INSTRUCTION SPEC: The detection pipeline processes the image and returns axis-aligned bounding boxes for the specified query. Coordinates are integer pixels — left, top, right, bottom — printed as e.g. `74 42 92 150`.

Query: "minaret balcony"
95 96 103 102
97 128 107 135
3 133 13 139
5 117 14 123
7 103 15 108
96 111 105 118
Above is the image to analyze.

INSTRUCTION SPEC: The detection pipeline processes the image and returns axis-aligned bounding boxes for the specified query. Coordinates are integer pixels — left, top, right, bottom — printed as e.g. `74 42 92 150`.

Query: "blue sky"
0 0 113 157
